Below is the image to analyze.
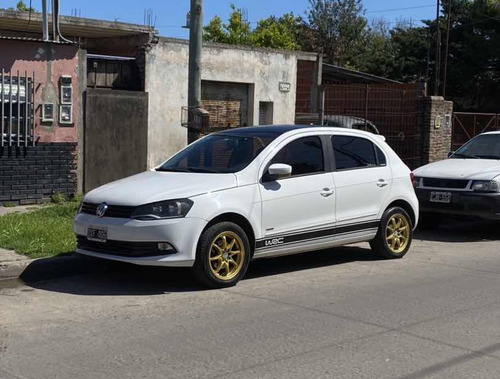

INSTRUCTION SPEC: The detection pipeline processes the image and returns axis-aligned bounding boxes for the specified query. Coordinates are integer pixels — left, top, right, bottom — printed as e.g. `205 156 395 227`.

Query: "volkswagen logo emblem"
96 203 108 218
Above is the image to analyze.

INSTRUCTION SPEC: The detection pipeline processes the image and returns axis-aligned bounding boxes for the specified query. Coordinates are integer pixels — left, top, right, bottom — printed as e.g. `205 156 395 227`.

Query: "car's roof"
218 124 378 137
219 124 318 136
481 131 500 135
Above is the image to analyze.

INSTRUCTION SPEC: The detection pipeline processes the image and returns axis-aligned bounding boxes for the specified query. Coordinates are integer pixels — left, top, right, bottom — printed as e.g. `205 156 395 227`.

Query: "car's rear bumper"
416 189 500 219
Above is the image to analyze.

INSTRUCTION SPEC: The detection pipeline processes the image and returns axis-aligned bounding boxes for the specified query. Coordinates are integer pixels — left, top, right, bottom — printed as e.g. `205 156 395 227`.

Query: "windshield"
157 132 279 173
452 134 500 160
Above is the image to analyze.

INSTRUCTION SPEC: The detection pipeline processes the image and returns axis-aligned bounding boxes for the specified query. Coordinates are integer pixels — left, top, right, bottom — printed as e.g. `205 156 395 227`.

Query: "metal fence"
1 69 35 147
323 83 426 169
452 112 500 150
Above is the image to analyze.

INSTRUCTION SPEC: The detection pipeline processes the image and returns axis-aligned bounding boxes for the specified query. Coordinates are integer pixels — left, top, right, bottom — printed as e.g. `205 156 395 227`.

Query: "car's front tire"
192 222 251 288
370 207 413 259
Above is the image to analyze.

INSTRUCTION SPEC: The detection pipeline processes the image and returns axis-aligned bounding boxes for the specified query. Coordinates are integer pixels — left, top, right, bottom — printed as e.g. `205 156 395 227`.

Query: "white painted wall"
145 38 303 167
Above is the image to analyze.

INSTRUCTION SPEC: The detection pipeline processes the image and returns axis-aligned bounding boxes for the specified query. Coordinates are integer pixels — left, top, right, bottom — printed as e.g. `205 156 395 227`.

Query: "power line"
366 4 436 14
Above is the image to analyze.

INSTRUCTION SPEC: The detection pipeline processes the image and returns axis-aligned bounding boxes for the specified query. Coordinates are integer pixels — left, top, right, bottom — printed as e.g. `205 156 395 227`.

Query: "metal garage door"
201 81 249 129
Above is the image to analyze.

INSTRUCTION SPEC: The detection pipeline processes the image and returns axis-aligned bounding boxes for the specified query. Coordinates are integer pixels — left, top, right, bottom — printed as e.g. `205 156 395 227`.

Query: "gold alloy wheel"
385 213 410 254
208 231 245 281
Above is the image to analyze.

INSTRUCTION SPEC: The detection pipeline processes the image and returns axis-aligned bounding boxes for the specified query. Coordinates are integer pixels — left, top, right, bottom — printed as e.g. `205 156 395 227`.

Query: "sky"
2 0 438 38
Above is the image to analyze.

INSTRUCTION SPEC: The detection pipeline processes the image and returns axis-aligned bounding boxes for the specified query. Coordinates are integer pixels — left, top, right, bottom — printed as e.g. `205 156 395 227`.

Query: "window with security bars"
1 70 35 147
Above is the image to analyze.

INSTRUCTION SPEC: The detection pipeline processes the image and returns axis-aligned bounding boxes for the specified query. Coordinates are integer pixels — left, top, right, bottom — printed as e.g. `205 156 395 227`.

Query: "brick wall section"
0 143 77 205
295 60 315 114
422 96 453 165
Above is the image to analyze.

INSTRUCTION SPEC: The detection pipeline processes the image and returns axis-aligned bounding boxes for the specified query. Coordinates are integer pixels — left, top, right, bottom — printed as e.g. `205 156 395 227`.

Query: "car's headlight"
131 199 194 220
471 180 500 192
413 176 422 188
77 200 84 213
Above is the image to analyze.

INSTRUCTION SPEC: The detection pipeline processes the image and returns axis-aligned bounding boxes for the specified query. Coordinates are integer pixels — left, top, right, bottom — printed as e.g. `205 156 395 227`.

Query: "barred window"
1 71 35 147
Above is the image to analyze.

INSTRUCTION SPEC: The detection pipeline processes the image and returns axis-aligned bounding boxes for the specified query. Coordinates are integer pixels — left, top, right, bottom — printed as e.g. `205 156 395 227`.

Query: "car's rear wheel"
370 207 413 259
192 222 251 288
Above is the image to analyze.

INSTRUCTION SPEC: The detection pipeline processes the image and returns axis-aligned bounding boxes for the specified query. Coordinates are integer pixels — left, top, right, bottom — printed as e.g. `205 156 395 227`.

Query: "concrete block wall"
422 96 453 165
0 143 77 205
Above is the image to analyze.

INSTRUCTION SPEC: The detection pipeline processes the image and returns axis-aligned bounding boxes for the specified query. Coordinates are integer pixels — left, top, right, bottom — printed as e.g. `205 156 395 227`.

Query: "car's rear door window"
331 136 378 170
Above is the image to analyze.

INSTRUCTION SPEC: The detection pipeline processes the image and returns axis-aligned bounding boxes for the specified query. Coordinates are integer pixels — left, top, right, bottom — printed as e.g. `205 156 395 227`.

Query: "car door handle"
320 188 334 197
377 179 389 187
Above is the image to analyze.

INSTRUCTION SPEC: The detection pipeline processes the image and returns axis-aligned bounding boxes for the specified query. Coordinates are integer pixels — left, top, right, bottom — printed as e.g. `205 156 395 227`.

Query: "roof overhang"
0 10 156 39
323 63 402 85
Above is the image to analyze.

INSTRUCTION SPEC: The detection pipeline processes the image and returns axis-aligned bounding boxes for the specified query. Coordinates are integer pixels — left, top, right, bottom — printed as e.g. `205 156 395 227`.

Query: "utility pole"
442 0 452 98
187 0 203 144
434 0 441 96
41 0 49 41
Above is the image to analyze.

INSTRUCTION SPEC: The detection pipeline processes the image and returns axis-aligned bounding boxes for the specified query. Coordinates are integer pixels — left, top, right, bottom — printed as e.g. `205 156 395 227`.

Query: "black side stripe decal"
256 221 379 250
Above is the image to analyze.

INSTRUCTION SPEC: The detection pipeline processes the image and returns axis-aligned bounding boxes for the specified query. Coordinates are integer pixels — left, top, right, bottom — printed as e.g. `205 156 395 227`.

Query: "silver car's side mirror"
265 163 292 181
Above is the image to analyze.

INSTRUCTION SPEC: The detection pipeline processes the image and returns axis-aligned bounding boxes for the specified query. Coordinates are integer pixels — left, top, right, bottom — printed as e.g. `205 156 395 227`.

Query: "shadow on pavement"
23 245 378 296
415 217 500 243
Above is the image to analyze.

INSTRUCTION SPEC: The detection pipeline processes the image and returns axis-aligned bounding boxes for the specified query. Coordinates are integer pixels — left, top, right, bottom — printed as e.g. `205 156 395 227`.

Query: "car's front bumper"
74 213 208 267
416 189 500 219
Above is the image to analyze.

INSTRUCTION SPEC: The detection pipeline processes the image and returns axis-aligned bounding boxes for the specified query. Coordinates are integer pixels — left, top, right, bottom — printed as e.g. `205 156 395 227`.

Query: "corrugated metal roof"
0 10 156 39
323 63 402 85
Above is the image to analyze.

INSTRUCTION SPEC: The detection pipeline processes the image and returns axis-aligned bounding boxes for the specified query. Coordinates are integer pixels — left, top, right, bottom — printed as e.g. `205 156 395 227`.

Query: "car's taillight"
410 172 416 187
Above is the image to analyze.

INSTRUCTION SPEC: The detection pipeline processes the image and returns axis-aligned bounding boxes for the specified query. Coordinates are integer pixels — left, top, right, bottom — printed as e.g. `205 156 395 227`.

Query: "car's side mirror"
264 163 292 181
447 151 455 158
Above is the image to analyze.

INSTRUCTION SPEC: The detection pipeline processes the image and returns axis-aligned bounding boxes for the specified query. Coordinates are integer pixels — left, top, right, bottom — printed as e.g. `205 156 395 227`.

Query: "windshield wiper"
183 167 220 173
156 167 221 173
474 155 500 160
155 167 190 172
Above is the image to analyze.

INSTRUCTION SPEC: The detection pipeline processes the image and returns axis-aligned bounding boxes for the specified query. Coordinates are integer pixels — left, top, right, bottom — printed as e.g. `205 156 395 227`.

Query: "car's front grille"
422 178 469 189
76 236 175 257
80 202 135 218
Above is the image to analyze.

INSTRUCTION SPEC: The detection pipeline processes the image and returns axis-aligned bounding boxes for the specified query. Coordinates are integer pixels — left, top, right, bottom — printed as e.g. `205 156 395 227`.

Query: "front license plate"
87 226 108 243
430 191 452 203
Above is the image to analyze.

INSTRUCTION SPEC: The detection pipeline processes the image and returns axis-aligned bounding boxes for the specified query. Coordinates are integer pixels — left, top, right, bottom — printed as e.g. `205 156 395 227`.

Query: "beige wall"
145 38 301 167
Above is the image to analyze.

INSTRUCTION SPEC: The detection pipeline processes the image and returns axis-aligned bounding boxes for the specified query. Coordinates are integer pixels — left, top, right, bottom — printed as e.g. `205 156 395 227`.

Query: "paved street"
2 220 500 379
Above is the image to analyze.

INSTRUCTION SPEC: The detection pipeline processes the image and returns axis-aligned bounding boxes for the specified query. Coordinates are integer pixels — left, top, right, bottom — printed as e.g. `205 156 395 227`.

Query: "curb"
0 253 109 283
0 258 36 281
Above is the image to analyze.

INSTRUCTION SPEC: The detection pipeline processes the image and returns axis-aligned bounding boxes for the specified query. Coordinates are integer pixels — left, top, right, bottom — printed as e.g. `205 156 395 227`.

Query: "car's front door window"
270 136 324 176
259 136 335 236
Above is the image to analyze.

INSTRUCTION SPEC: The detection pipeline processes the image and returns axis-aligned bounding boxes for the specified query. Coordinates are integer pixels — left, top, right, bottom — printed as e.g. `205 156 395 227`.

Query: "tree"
389 24 431 82
15 1 35 12
203 6 303 50
203 16 227 44
442 0 500 111
303 0 367 66
251 13 303 50
352 18 395 76
203 5 251 46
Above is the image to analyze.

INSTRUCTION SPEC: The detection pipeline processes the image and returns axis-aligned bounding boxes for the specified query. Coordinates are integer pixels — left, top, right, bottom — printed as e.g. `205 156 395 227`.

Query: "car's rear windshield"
452 134 500 160
157 132 280 173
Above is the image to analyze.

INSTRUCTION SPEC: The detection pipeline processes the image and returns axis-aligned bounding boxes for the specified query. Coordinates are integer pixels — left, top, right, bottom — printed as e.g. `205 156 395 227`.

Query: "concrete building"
0 10 321 199
145 38 317 166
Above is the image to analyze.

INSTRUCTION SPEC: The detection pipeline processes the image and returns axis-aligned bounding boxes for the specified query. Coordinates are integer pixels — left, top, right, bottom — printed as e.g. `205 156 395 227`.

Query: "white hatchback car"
74 125 418 288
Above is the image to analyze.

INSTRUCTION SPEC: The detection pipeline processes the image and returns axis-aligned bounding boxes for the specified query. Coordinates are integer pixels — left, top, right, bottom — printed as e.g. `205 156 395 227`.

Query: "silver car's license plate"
430 191 452 203
87 226 108 242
